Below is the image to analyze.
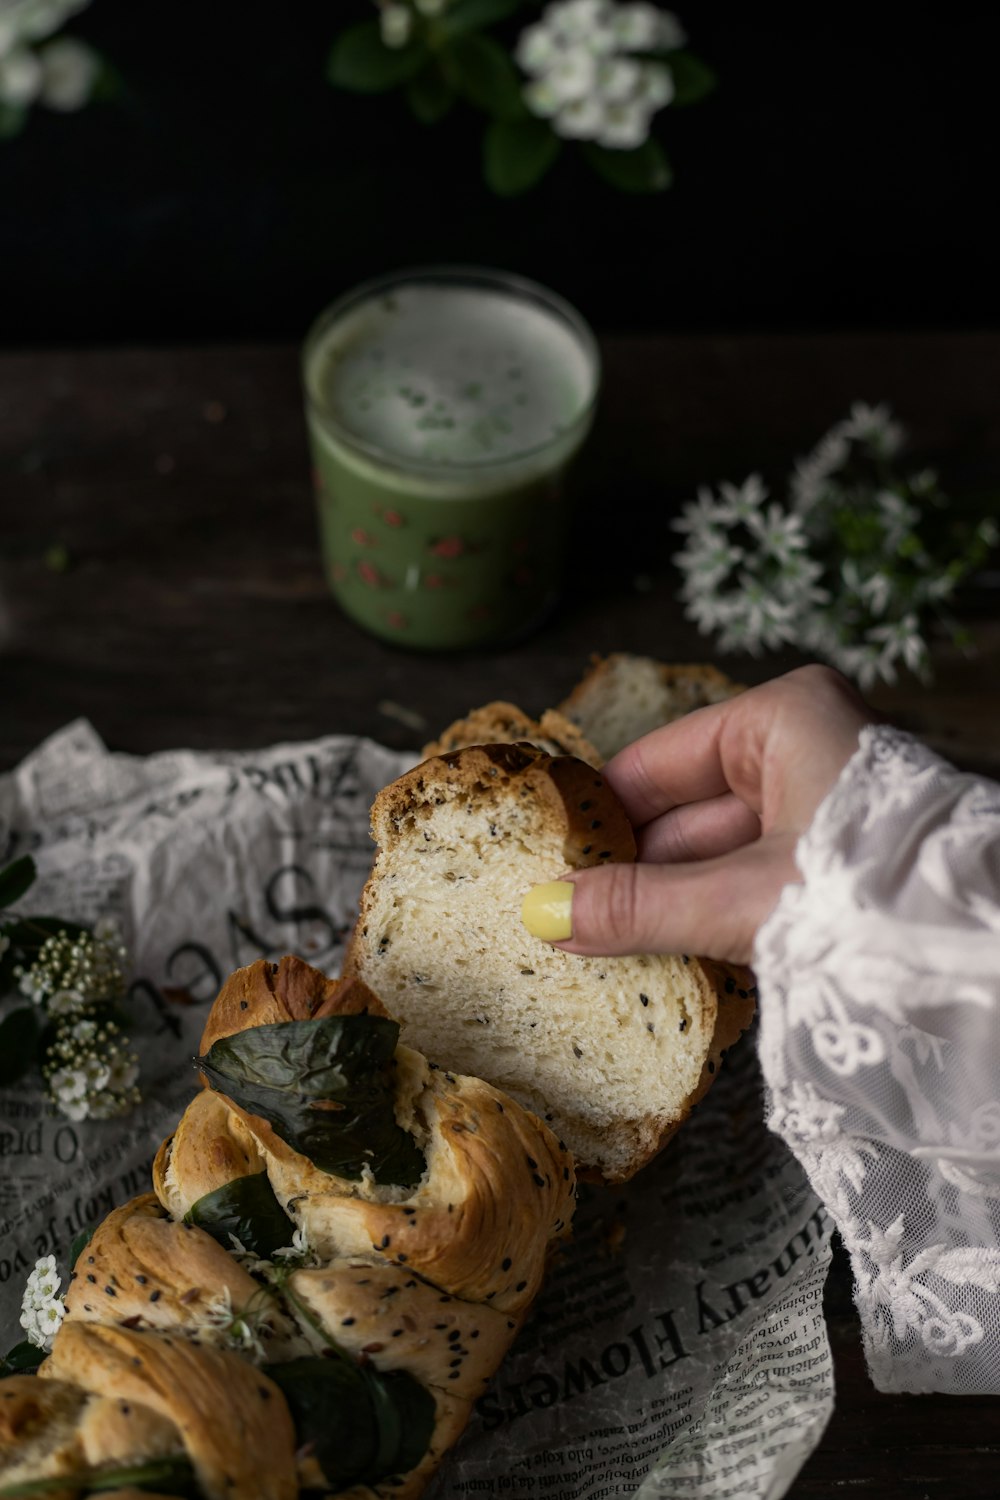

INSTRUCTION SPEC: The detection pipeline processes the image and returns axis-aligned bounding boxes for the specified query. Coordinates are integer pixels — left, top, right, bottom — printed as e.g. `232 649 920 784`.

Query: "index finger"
601 697 744 828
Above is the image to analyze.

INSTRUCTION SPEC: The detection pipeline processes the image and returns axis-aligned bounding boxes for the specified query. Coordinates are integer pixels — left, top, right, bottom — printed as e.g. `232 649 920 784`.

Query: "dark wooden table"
1 336 998 1495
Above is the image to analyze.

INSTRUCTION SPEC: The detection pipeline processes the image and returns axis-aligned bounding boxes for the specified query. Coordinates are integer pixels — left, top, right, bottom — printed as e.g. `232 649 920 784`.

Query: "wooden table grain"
1 337 998 1496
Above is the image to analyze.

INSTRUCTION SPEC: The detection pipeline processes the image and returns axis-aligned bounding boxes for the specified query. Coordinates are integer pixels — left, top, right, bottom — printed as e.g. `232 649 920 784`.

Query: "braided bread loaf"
0 956 575 1500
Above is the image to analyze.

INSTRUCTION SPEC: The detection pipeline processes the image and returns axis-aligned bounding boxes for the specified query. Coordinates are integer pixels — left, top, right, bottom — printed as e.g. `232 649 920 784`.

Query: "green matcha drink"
303 267 600 649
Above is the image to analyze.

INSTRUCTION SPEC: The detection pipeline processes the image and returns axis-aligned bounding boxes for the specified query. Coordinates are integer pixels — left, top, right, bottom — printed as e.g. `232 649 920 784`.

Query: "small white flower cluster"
0 0 98 117
42 1006 140 1122
15 919 127 1007
198 1287 271 1363
19 1254 65 1349
378 0 452 51
516 0 684 149
673 403 994 691
228 1226 319 1280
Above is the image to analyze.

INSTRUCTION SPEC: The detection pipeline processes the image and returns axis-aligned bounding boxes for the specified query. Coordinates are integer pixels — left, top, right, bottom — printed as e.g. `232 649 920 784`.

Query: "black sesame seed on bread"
345 743 756 1184
422 702 603 768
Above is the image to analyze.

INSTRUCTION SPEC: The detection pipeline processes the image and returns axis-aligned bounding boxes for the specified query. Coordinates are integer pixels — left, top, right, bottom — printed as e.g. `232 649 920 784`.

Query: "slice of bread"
422 702 603 768
559 655 745 761
345 744 756 1183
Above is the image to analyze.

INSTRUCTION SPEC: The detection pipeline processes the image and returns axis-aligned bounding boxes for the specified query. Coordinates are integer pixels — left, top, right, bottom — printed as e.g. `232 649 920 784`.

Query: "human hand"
521 664 875 964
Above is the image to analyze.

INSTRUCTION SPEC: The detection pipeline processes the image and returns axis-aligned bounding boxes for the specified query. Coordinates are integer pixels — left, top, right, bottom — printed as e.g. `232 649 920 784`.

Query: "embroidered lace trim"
754 725 1000 1393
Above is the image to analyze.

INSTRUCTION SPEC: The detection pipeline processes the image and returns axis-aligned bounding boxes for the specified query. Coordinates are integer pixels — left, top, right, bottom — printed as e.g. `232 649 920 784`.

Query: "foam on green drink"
303 268 599 647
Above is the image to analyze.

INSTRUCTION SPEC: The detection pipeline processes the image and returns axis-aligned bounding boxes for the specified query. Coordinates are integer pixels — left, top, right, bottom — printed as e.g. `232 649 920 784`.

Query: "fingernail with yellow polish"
521 881 574 942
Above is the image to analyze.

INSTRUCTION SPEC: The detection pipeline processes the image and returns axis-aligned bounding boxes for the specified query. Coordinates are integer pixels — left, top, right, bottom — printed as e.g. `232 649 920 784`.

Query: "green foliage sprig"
329 0 714 195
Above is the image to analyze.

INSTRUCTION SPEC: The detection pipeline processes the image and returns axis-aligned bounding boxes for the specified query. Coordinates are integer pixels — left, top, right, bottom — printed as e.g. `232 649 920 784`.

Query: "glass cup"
302 266 600 650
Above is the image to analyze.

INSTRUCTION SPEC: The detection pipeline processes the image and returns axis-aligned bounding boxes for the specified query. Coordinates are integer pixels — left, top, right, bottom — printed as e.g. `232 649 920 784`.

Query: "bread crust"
41 1323 297 1500
173 958 574 1319
422 702 603 768
367 742 636 873
558 654 746 762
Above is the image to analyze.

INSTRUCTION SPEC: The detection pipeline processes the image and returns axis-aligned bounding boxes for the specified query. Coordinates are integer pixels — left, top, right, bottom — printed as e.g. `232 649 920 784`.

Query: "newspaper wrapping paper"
0 721 836 1500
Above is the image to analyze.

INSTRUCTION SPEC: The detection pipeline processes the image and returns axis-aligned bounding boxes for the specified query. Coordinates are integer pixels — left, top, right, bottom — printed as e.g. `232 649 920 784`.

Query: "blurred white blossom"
39 34 95 108
379 2 412 49
0 0 97 120
673 405 996 688
517 0 685 150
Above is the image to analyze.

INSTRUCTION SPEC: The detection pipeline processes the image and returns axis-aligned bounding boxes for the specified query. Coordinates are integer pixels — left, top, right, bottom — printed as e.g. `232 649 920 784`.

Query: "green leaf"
0 103 26 142
2 915 89 956
444 33 525 119
484 117 561 195
0 1456 201 1497
0 856 37 911
439 0 526 39
667 51 717 107
185 1172 294 1259
70 1227 95 1267
0 1008 40 1088
406 64 455 124
265 1357 435 1489
196 1017 426 1188
583 139 673 193
327 20 427 94
0 1342 44 1379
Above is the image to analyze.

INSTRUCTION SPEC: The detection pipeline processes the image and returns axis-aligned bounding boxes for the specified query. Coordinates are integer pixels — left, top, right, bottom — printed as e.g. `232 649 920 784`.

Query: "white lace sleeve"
754 723 1000 1394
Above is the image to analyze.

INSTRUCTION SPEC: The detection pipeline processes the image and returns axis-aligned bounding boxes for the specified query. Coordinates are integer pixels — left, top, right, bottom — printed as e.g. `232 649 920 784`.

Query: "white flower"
790 429 851 512
546 45 598 105
718 576 797 654
49 1065 87 1102
595 98 651 148
49 987 85 1015
713 473 768 527
545 0 613 41
82 1053 110 1090
523 76 562 118
25 1254 59 1301
38 35 95 110
843 400 904 457
516 22 559 75
596 55 641 102
612 3 685 51
841 558 893 616
672 483 728 538
274 1227 313 1261
674 529 744 591
107 1051 139 1090
553 94 605 139
20 1256 65 1349
518 0 681 137
379 3 412 49
749 502 807 565
868 613 927 678
0 46 41 106
92 915 120 943
635 60 673 108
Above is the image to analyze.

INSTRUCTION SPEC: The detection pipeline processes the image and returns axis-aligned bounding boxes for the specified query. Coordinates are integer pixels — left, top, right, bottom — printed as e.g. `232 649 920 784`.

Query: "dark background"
3 1 999 346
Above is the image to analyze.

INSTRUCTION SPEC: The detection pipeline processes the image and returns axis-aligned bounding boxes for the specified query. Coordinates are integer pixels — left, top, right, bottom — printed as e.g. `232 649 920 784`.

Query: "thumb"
522 833 800 965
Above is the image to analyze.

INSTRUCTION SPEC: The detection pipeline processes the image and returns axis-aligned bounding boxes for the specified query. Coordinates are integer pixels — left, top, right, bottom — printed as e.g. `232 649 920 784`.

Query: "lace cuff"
754 725 1000 1394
